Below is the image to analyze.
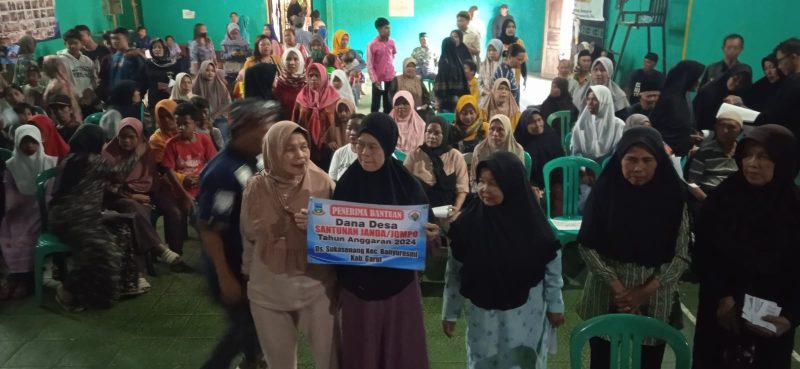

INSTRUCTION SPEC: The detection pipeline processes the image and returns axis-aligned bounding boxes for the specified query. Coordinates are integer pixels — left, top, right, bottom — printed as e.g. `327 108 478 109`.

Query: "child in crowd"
0 125 57 299
161 102 218 227
11 102 33 134
341 50 365 105
49 94 83 141
323 54 338 75
22 66 46 107
1 84 26 128
464 60 480 102
189 96 225 150
328 113 364 181
134 27 152 50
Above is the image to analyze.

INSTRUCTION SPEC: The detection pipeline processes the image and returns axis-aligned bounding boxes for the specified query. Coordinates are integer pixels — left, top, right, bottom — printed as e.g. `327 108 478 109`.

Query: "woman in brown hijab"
241 121 339 369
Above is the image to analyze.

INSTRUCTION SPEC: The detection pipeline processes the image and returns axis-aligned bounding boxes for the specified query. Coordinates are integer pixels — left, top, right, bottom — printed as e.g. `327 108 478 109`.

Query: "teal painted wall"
37 0 112 56
326 0 546 74
140 0 268 46
606 0 799 83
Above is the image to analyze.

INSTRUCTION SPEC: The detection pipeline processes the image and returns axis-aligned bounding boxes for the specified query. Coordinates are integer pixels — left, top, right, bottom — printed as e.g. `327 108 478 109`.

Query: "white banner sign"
573 0 605 21
389 0 413 17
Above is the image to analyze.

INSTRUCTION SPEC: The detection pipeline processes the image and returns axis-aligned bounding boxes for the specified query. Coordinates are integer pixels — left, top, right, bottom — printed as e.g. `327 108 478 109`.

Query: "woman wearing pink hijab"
292 63 341 170
389 90 426 153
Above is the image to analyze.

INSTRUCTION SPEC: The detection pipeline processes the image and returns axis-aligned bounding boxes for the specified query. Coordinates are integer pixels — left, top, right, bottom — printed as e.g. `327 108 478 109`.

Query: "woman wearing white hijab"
0 125 57 299
571 85 625 162
330 69 355 103
574 57 629 115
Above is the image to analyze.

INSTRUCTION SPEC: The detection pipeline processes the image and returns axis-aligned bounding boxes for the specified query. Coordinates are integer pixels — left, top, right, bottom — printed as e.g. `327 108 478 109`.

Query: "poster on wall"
573 0 604 21
0 0 60 43
389 0 413 17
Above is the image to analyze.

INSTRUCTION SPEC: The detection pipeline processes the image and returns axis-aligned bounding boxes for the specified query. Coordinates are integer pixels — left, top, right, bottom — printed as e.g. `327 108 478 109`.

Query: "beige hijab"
480 78 519 125
471 114 525 180
243 121 334 274
396 57 423 106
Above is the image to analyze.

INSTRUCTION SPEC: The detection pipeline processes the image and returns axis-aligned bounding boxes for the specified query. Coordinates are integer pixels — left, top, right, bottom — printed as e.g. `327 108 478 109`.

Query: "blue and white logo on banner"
306 197 428 271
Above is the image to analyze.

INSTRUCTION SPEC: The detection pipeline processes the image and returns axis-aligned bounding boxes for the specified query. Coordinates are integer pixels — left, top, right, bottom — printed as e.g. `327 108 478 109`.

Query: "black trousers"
590 337 666 369
371 83 392 114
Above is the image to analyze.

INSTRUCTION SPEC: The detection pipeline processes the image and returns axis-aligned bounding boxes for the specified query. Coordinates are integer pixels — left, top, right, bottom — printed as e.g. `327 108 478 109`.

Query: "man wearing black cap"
48 94 82 141
625 52 665 105
367 17 397 113
621 78 660 120
411 32 438 80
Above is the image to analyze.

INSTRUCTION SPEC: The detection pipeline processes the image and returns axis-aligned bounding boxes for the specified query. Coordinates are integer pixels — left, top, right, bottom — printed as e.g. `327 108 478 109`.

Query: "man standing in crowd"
757 38 800 145
57 29 97 109
570 50 592 98
367 17 397 113
626 52 665 105
100 27 146 100
468 5 485 49
491 4 514 39
622 79 660 120
197 99 280 369
700 34 745 87
411 32 438 80
457 11 481 64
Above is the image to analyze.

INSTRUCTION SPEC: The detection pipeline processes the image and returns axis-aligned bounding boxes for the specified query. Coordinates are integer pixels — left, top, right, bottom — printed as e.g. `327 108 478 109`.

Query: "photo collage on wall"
0 0 60 43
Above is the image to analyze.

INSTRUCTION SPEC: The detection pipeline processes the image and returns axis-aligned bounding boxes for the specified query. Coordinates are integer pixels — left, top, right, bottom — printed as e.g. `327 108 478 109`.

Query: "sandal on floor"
158 248 182 265
120 277 151 297
55 284 85 313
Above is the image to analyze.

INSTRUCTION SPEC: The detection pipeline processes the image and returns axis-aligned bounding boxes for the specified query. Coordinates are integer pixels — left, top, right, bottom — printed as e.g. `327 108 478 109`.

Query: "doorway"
266 0 314 42
541 0 575 78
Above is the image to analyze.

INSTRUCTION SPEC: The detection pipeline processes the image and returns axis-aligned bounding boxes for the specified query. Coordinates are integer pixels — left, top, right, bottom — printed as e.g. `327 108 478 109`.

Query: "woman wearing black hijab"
498 18 527 86
434 38 470 112
746 54 785 112
450 29 472 67
693 63 753 131
692 125 800 369
333 112 440 369
442 151 563 368
650 60 706 156
514 107 565 189
539 77 580 134
244 62 278 101
144 39 180 114
577 126 689 369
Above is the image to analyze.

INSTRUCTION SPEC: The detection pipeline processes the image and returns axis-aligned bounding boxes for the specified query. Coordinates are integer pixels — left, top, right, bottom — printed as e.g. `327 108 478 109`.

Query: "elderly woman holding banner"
241 121 339 369
332 112 440 369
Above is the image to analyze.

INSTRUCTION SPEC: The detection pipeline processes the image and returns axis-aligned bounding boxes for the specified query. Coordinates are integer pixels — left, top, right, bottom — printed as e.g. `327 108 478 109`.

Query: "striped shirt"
493 63 519 104
577 209 690 345
686 138 738 192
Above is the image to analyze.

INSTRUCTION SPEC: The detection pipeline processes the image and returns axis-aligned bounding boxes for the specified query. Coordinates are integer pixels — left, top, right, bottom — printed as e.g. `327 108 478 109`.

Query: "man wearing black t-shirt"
626 52 665 105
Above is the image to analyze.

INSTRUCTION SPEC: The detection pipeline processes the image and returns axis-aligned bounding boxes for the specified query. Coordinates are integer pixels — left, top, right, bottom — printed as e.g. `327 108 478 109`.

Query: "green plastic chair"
437 112 455 123
84 111 104 125
523 151 532 179
543 156 601 246
546 110 573 153
34 167 71 307
570 314 691 369
0 148 12 161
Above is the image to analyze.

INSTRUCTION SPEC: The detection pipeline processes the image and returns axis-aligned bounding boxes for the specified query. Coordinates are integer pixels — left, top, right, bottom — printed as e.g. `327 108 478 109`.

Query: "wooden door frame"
541 0 563 78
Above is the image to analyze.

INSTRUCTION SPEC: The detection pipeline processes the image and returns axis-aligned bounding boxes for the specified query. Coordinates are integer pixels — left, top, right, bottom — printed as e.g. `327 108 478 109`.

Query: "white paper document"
741 294 782 333
549 219 582 230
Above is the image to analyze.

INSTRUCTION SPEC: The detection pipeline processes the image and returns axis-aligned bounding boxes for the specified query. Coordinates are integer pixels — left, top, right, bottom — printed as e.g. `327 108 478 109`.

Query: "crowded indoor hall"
0 0 798 368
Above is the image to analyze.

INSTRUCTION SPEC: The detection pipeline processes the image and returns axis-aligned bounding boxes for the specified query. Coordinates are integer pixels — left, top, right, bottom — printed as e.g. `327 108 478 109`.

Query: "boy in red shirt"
162 102 218 213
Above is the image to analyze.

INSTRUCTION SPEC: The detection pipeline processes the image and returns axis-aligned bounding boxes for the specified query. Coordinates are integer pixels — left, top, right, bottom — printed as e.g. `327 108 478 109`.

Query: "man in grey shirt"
491 4 514 39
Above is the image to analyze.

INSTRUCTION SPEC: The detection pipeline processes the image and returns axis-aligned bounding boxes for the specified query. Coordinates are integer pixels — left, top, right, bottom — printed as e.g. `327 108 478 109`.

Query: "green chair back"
437 112 455 123
32 106 47 115
0 148 12 161
523 151 532 179
546 110 573 153
84 112 104 125
570 314 691 369
543 156 601 220
36 167 60 231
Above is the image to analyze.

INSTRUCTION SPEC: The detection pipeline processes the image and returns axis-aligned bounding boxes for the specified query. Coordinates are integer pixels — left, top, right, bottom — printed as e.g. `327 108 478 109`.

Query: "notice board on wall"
0 0 60 42
389 0 413 17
